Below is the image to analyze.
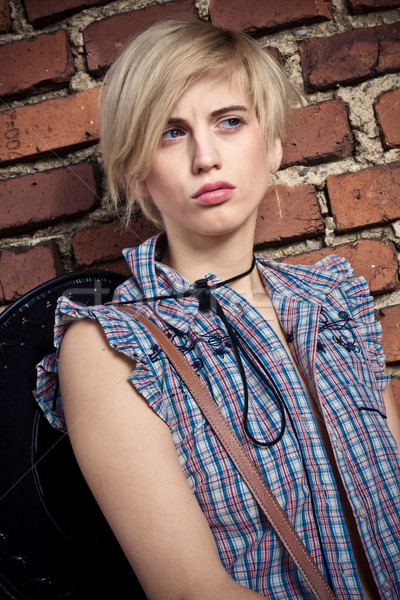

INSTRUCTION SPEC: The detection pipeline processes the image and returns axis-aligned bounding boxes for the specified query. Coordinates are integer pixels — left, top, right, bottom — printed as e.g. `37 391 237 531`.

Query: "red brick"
391 377 400 413
0 30 75 99
83 0 197 74
0 162 99 235
86 257 132 277
282 239 399 295
0 87 99 165
376 304 400 363
254 184 324 247
348 0 400 14
375 87 400 150
299 23 400 92
24 0 108 26
266 47 283 66
209 0 332 35
327 161 400 232
282 100 353 168
0 241 64 303
0 0 11 33
72 217 160 267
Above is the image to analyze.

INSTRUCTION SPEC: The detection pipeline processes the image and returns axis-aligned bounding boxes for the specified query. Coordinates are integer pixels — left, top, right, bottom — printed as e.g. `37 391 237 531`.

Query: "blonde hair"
101 19 299 227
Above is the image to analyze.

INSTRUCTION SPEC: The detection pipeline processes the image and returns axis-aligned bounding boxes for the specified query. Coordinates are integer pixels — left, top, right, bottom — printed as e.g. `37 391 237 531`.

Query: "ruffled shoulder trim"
317 255 389 390
34 296 167 432
259 254 354 305
313 254 354 279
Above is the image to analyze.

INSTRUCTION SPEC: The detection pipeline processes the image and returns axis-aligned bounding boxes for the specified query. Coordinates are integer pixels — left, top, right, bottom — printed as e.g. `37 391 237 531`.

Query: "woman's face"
139 77 282 245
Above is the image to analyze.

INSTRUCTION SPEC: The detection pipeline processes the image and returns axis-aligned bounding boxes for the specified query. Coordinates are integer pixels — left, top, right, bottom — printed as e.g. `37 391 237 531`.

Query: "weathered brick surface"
209 0 332 35
0 163 99 235
282 100 353 168
0 30 75 99
0 87 99 165
348 0 400 14
0 241 64 303
72 218 160 267
83 0 197 74
391 377 400 413
299 22 400 92
281 239 399 295
254 184 324 247
0 0 11 33
376 304 400 363
86 256 132 277
375 87 400 150
266 47 283 66
24 0 108 25
327 161 400 232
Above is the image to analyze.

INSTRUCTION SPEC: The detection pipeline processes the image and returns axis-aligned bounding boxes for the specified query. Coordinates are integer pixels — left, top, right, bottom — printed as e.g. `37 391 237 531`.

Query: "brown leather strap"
118 306 336 600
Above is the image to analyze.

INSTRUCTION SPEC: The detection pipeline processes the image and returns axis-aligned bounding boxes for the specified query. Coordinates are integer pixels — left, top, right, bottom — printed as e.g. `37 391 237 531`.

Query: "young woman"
35 20 400 599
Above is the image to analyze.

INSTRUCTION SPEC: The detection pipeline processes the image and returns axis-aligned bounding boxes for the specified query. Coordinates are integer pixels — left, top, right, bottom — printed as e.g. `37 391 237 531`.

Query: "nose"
191 132 222 174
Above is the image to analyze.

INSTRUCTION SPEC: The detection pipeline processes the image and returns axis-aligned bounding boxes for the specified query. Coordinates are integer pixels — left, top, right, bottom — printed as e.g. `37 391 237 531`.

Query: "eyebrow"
167 105 249 125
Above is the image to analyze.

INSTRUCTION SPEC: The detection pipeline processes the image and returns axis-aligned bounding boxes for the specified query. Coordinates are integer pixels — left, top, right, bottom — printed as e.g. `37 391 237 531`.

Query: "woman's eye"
219 117 243 129
162 128 184 140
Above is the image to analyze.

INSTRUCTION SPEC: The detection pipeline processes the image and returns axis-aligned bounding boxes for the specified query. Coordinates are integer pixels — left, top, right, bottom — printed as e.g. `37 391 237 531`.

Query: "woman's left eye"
219 117 243 129
162 128 184 140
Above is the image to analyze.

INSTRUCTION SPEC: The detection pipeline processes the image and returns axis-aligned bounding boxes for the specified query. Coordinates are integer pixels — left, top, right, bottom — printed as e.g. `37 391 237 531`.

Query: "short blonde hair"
101 19 299 227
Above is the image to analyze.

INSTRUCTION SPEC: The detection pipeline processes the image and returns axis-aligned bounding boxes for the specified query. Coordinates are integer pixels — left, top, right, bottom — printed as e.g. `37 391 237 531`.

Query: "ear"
269 138 283 174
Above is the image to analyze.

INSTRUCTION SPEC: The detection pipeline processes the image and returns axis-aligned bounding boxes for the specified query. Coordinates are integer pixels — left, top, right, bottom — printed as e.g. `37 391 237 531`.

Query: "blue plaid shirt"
35 234 400 599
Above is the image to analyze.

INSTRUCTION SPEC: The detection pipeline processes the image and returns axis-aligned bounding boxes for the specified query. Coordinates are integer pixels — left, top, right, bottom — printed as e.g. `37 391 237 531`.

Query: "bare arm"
383 382 400 455
58 318 265 600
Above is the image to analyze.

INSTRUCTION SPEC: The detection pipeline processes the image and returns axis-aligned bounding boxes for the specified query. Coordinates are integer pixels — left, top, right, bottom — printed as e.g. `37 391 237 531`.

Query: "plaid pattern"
35 234 400 599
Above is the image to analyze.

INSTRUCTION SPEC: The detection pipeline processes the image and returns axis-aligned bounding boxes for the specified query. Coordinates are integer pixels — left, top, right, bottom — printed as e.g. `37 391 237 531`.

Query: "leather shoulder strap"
118 306 336 600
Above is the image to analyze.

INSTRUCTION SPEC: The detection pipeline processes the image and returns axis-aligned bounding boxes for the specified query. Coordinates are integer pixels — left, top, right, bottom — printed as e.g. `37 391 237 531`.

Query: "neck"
160 226 268 306
161 223 255 283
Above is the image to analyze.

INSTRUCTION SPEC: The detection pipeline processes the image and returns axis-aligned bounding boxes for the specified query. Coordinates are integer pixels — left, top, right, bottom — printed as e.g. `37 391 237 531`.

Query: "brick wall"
0 0 399 398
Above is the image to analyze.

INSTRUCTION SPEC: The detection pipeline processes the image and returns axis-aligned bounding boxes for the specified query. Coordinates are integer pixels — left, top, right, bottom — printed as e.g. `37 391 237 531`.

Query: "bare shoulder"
59 316 134 381
60 316 130 362
58 316 144 433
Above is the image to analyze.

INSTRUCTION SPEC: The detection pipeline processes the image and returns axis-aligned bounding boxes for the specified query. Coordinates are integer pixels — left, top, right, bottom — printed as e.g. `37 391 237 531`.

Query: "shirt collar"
119 233 351 331
121 233 213 332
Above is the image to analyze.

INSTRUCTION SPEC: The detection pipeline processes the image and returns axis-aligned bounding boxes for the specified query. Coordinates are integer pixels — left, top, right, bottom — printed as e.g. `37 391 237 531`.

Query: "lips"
192 181 235 206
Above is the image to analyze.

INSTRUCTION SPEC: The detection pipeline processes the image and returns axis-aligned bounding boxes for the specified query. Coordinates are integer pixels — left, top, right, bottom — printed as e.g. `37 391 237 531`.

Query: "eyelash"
219 117 245 130
161 116 246 143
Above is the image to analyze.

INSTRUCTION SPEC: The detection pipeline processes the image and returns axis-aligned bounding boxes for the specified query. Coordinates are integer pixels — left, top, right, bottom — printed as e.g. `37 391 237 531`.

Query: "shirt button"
357 506 367 519
382 577 391 592
334 439 344 453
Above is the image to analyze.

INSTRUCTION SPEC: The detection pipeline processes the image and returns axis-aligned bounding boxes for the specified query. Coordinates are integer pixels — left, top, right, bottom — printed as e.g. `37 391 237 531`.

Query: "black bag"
0 271 146 600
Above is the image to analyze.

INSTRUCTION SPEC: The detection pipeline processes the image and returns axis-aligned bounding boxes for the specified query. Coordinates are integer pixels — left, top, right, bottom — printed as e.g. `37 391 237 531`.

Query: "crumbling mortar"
329 0 354 33
375 290 400 311
351 9 400 29
317 189 329 216
0 87 70 112
388 366 400 377
194 0 209 20
256 238 324 261
0 146 101 180
8 0 32 36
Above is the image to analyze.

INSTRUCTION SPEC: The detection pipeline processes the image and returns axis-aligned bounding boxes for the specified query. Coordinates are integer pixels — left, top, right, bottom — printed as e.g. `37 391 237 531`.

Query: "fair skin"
59 78 400 600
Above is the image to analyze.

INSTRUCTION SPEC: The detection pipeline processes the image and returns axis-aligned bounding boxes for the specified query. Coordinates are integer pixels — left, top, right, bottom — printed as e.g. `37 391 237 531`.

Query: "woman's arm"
59 318 264 600
383 382 400 454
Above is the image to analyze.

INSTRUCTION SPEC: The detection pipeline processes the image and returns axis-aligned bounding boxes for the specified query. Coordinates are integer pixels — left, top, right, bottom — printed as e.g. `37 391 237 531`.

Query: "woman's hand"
59 318 265 599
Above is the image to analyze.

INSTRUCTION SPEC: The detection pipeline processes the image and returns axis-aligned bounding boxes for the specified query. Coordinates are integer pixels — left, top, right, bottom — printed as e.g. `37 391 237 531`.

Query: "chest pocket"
316 307 379 391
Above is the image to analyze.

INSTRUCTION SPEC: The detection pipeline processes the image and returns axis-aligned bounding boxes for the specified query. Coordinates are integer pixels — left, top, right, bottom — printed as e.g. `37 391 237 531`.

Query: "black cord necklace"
115 255 257 306
114 255 286 447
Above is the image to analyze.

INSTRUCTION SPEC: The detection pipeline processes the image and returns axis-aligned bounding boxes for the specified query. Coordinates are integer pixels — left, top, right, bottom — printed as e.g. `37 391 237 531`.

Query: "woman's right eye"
162 128 184 140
